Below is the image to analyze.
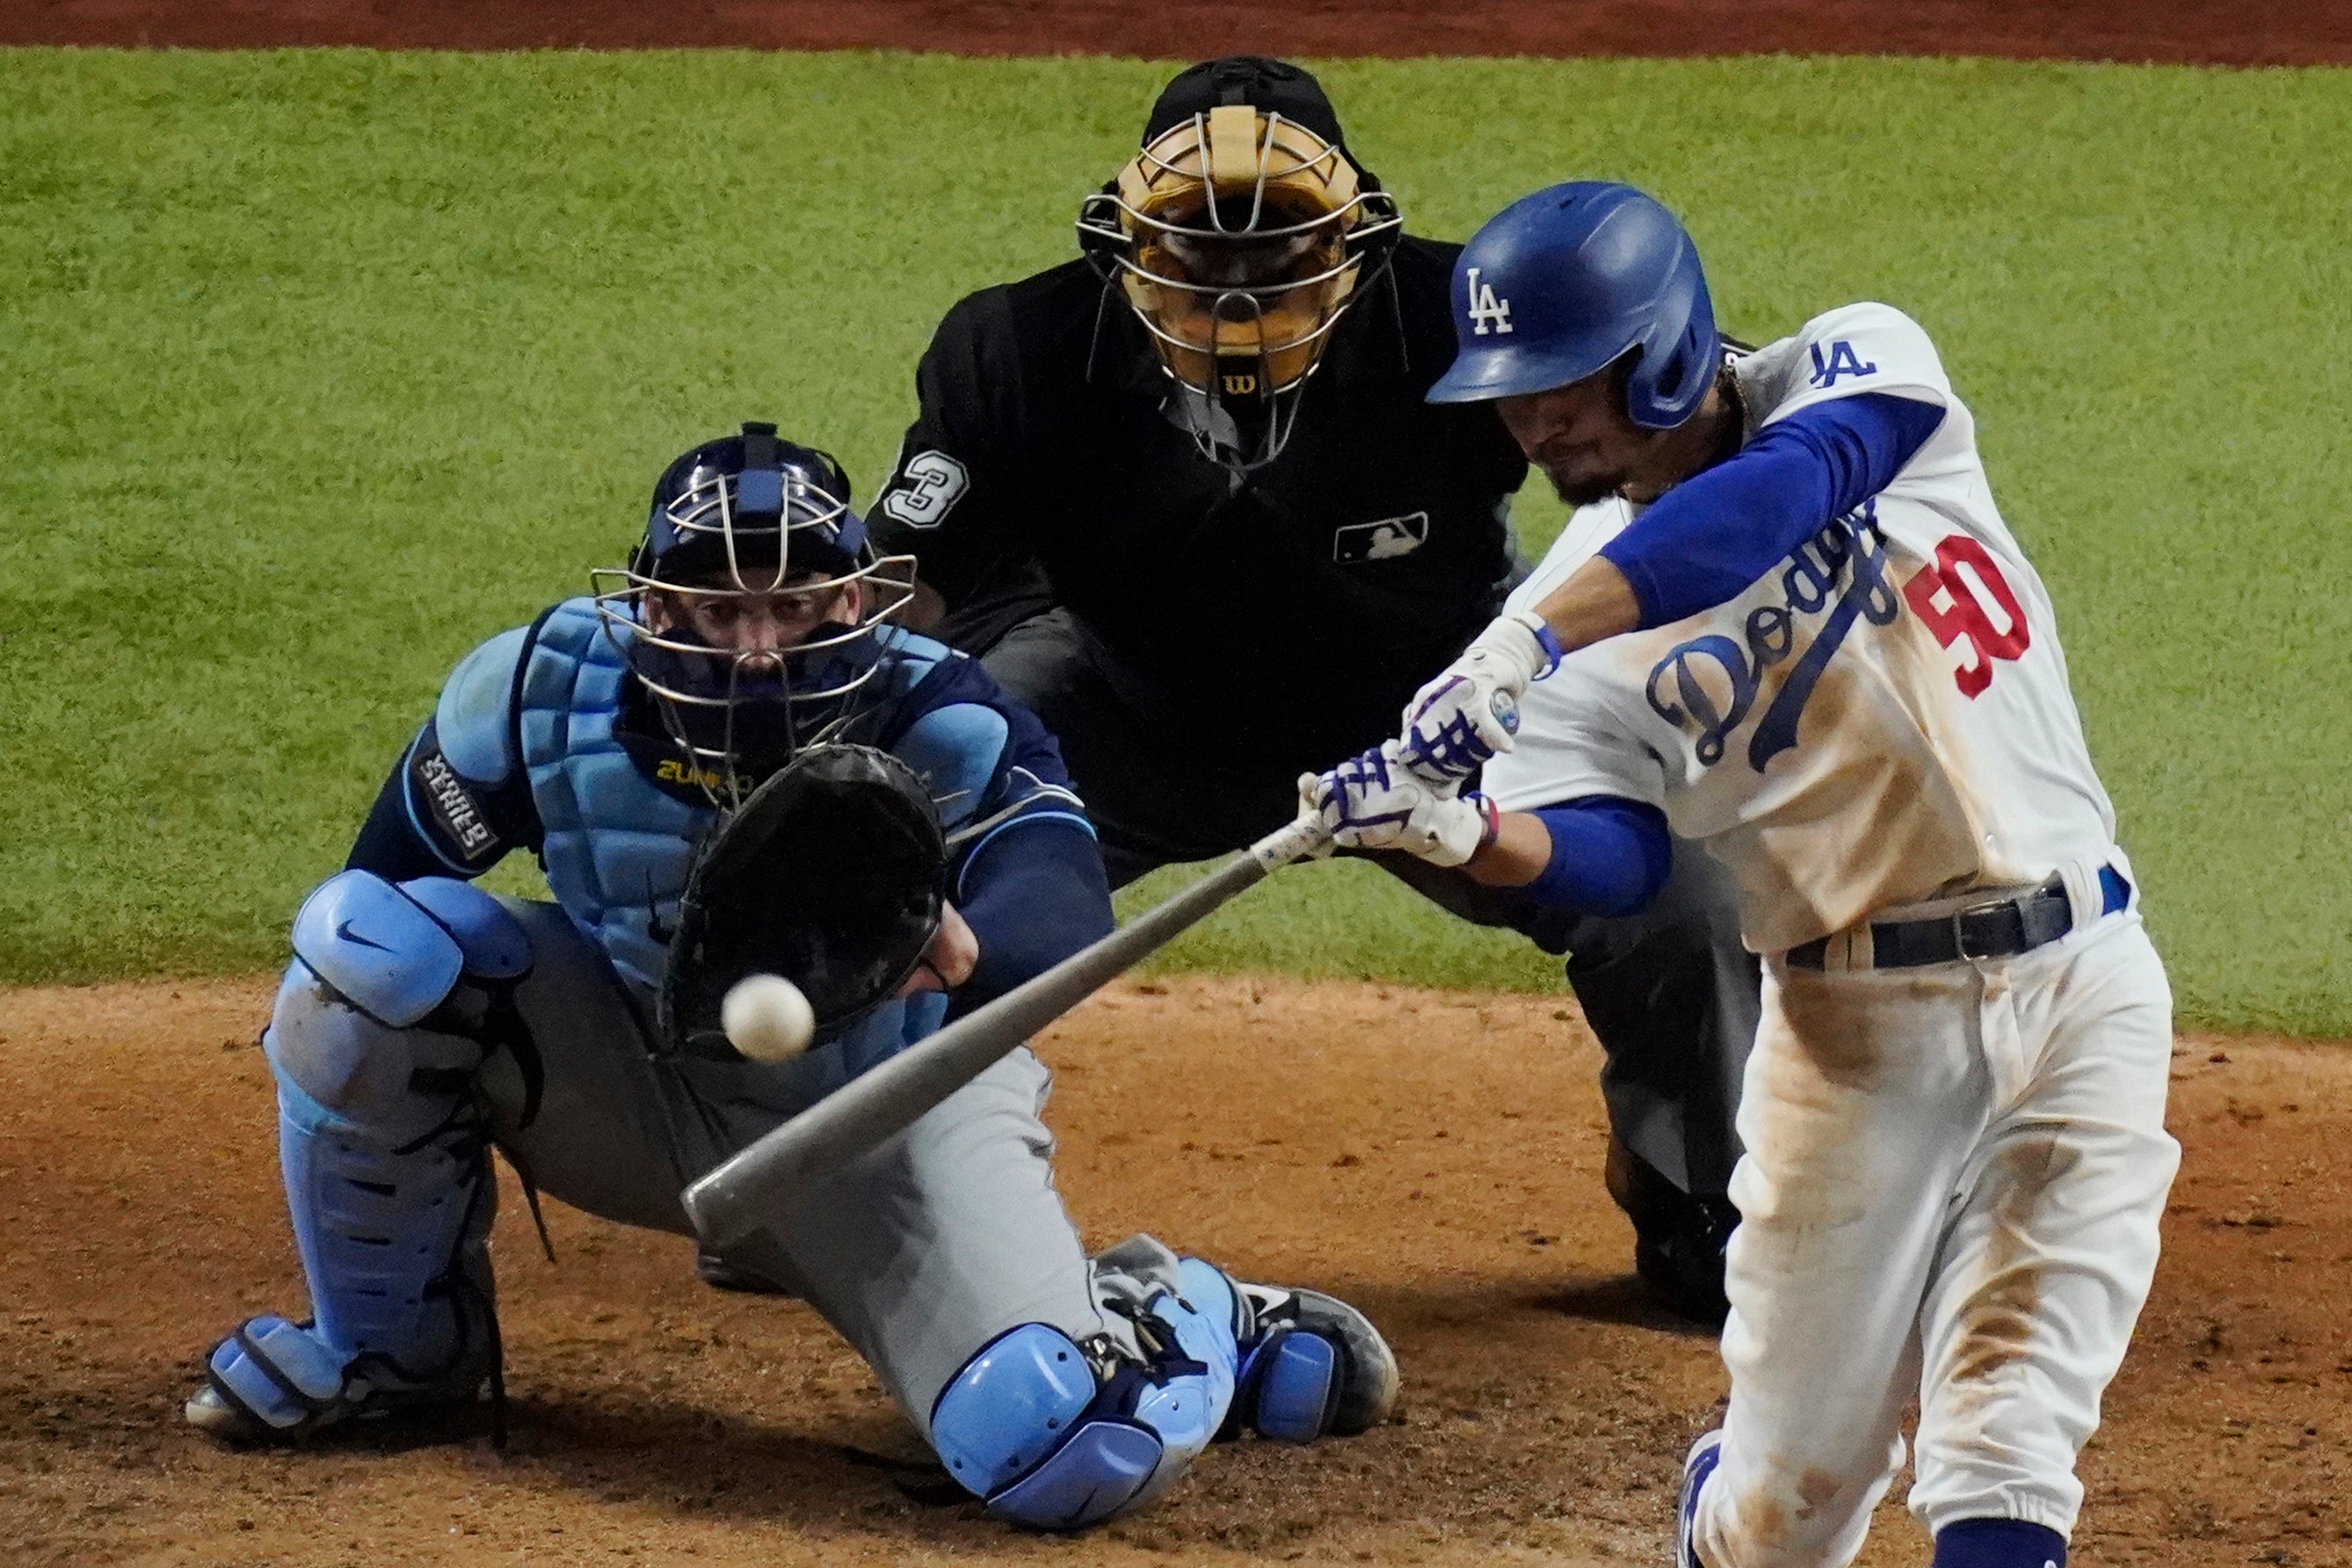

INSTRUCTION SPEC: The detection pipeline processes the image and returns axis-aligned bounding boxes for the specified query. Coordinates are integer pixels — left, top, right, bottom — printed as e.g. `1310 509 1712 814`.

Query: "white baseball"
721 973 815 1062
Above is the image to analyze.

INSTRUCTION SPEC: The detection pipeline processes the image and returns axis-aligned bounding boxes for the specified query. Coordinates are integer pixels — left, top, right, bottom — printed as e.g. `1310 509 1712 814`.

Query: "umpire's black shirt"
867 236 1528 774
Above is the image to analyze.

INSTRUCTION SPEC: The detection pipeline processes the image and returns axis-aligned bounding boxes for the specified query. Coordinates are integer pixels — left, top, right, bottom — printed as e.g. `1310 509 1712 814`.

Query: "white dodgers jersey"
1485 303 2123 954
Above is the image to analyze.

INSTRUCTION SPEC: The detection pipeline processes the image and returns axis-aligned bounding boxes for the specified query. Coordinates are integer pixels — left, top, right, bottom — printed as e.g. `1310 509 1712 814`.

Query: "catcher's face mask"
591 423 918 809
1079 106 1401 471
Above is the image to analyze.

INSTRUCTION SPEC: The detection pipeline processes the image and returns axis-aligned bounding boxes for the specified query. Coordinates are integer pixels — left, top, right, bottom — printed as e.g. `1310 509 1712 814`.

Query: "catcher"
185 424 1398 1530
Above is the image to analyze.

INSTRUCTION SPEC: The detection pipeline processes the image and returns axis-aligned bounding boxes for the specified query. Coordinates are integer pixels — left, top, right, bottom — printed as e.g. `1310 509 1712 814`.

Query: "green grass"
2 51 2347 1031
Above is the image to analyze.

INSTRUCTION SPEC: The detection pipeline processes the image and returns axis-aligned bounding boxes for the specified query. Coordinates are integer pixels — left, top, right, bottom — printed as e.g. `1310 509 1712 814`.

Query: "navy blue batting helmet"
1426 182 1719 429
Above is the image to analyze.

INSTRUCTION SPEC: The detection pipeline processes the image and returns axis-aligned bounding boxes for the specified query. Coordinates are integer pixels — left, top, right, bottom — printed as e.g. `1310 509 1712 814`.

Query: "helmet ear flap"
1631 322 1708 428
1621 238 1719 429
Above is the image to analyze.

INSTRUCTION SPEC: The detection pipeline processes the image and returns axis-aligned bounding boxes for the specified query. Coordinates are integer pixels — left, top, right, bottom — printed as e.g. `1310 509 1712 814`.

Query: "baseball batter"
869 55 1760 1321
185 424 1397 1529
1305 184 2175 1568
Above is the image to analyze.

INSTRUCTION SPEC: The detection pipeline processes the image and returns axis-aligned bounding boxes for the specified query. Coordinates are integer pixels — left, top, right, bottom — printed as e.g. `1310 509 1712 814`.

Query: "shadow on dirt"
1529 1274 1722 1339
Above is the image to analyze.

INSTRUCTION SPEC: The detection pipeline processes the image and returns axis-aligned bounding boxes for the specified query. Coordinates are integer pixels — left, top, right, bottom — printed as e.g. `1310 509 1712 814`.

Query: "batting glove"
1397 610 1563 785
1299 741 1501 867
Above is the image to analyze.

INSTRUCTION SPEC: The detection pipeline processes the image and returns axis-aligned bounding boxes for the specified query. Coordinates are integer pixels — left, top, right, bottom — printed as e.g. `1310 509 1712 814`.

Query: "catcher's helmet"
1427 182 1719 430
1078 56 1402 470
591 424 917 807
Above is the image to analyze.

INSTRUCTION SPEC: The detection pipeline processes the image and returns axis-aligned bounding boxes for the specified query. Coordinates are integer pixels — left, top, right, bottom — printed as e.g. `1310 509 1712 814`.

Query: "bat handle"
1250 814 1333 873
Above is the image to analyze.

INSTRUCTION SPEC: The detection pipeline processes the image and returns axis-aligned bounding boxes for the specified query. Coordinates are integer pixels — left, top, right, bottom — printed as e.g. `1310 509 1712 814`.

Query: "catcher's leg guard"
926 1237 1399 1529
188 1034 500 1441
186 873 524 1443
928 1236 1238 1529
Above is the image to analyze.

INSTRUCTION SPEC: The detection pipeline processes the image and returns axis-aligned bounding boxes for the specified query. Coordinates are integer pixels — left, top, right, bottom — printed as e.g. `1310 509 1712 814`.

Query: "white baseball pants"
1689 909 2177 1566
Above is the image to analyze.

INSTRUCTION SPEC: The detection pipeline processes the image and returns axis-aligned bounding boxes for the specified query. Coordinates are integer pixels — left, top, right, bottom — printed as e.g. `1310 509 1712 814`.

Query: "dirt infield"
6 0 2352 64
1 974 2344 1565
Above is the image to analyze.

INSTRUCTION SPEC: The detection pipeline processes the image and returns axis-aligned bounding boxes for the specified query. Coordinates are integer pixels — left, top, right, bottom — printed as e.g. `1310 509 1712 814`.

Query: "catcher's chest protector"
517 599 710 999
516 602 984 1016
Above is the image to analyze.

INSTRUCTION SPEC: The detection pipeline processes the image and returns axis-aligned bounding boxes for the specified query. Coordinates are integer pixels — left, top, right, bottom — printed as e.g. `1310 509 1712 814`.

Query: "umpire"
868 56 1757 1322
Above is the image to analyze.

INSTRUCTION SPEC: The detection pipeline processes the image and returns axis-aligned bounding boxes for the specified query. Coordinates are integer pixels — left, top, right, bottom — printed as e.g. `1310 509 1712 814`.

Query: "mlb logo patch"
1333 512 1429 564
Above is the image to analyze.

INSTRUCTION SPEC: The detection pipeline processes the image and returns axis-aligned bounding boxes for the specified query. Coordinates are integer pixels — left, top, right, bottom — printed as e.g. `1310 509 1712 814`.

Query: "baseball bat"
682 813 1333 1249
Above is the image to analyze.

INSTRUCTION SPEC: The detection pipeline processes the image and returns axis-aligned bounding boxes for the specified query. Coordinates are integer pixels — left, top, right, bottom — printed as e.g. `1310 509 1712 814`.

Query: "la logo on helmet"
1465 267 1513 336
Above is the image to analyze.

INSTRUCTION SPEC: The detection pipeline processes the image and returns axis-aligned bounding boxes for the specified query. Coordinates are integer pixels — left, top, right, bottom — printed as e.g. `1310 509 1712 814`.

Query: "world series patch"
410 744 502 862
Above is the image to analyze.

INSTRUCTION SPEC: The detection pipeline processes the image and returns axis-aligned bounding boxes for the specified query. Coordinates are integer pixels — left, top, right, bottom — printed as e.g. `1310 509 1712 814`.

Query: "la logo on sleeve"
1807 339 1877 388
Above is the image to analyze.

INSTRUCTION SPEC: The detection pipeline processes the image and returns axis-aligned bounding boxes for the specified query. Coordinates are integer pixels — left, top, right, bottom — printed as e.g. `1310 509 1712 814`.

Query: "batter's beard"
1543 462 1625 509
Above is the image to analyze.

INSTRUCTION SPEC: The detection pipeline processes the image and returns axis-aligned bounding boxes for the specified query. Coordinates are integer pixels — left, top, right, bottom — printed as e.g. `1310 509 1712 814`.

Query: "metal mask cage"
589 465 918 809
1078 109 1403 471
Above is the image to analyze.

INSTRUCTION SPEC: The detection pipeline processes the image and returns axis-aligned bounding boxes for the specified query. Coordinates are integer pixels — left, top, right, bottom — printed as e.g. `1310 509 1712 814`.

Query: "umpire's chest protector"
516 599 711 1000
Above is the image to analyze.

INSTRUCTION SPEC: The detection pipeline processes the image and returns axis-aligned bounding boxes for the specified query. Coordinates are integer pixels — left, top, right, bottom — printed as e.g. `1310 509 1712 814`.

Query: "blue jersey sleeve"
1517 795 1673 918
1598 392 1946 629
954 818 1113 1012
948 680 1112 1006
346 627 542 881
882 648 1113 1009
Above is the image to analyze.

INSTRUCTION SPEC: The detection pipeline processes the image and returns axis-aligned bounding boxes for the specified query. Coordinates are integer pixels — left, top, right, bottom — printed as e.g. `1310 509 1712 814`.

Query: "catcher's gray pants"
978 606 1760 1307
475 898 1119 1432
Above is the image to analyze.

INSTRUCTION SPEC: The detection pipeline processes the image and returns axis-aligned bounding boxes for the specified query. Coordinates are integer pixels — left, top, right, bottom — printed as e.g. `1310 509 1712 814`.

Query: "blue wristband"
1531 620 1564 675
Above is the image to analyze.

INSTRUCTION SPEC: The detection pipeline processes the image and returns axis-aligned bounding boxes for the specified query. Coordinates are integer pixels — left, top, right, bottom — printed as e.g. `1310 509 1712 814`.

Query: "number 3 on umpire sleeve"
877 450 971 529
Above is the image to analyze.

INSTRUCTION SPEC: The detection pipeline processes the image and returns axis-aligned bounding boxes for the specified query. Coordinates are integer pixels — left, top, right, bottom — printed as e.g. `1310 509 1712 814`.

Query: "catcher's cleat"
185 1308 496 1445
1676 1428 1725 1568
693 1245 798 1297
1223 1279 1401 1442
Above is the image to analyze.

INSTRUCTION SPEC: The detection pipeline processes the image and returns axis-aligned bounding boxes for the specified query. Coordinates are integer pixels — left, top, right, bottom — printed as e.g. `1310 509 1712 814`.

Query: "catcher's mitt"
657 744 947 1057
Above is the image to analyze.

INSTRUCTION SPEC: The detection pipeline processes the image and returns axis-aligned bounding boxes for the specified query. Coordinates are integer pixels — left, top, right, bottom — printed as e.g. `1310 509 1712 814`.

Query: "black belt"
1786 867 2131 971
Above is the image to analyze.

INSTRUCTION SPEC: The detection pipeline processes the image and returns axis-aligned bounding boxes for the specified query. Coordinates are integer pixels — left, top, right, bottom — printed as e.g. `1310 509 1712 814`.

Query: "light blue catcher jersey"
512 600 707 998
420 598 1070 1058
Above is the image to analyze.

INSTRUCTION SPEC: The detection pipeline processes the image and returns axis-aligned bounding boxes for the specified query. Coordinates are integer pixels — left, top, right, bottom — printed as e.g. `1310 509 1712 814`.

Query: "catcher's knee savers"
190 872 530 1441
269 868 541 1137
930 1239 1397 1528
291 870 534 1033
